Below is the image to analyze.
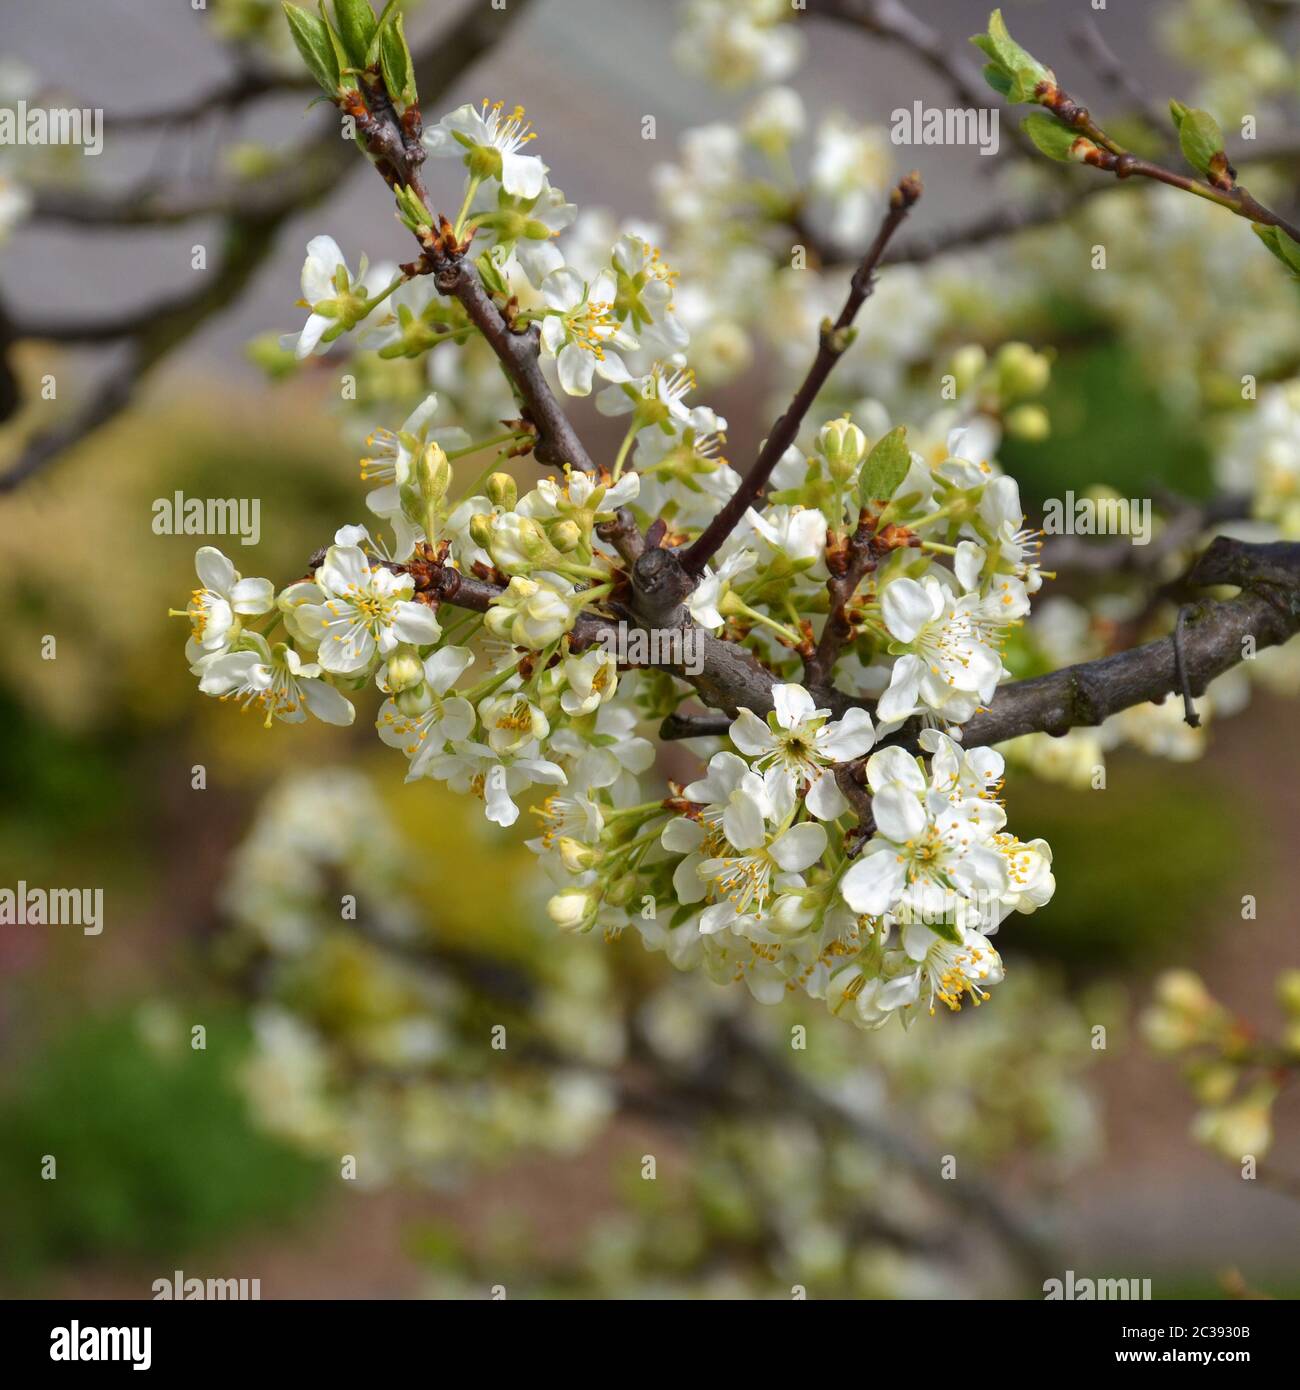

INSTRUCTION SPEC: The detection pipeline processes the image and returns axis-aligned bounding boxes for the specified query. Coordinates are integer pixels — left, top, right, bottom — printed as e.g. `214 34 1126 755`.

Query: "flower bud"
416 442 451 504
383 644 425 693
395 682 432 717
486 472 518 510
1191 1062 1237 1107
489 514 551 572
469 512 494 549
1004 403 1050 442
557 837 602 872
817 417 867 482
1155 969 1214 1015
996 342 1051 400
604 874 638 907
1278 970 1300 1016
547 886 598 932
769 892 818 937
949 344 987 396
549 519 584 553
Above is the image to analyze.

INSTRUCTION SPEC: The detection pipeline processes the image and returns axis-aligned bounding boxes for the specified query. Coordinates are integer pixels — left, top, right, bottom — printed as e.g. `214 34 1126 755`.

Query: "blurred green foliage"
1000 340 1214 504
0 1007 326 1290
1008 759 1254 971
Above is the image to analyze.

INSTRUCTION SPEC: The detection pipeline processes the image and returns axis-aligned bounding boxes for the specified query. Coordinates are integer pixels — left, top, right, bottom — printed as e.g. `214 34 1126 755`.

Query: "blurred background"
0 0 1298 1299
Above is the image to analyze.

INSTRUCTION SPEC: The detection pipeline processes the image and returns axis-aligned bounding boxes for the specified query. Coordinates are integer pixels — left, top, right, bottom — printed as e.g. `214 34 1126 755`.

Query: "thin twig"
679 173 921 578
0 0 537 492
1071 19 1172 142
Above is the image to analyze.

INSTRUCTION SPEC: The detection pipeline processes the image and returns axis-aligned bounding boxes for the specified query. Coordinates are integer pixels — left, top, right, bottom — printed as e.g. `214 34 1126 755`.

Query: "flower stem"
452 176 482 241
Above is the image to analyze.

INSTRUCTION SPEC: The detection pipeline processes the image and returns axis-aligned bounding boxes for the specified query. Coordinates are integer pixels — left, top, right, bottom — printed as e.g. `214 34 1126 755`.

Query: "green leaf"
317 1 353 77
380 12 416 107
366 0 403 66
979 62 1013 98
970 8 1053 104
281 3 341 95
859 426 911 506
1021 113 1079 162
1252 223 1300 280
332 0 377 67
1175 106 1225 179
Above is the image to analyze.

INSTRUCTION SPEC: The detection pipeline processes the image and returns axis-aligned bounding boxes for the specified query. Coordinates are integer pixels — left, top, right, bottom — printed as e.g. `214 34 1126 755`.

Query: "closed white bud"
486 472 517 509
817 417 867 481
557 837 601 872
605 873 638 907
383 645 425 693
549 519 583 553
547 886 598 932
416 442 451 503
770 892 818 937
469 512 494 549
489 514 551 571
949 344 987 395
395 682 432 717
1004 403 1050 442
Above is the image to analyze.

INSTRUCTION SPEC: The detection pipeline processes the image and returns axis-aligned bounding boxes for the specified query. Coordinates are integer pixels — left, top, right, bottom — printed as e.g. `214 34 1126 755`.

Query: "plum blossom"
297 545 440 674
729 684 875 820
376 646 477 780
177 546 274 665
423 100 547 198
876 575 1011 724
281 236 396 359
538 268 635 396
198 634 355 727
839 740 1008 921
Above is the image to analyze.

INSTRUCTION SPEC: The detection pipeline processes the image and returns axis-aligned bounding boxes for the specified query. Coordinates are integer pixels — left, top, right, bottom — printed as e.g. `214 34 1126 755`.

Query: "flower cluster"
174 36 1074 1030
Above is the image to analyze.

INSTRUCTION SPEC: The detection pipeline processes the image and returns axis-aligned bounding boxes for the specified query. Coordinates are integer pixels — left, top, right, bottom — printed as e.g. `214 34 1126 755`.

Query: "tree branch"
954 537 1300 750
656 539 1300 764
431 259 596 473
333 24 596 477
803 515 886 688
679 172 921 578
1027 68 1300 244
0 0 536 491
1070 18 1173 144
